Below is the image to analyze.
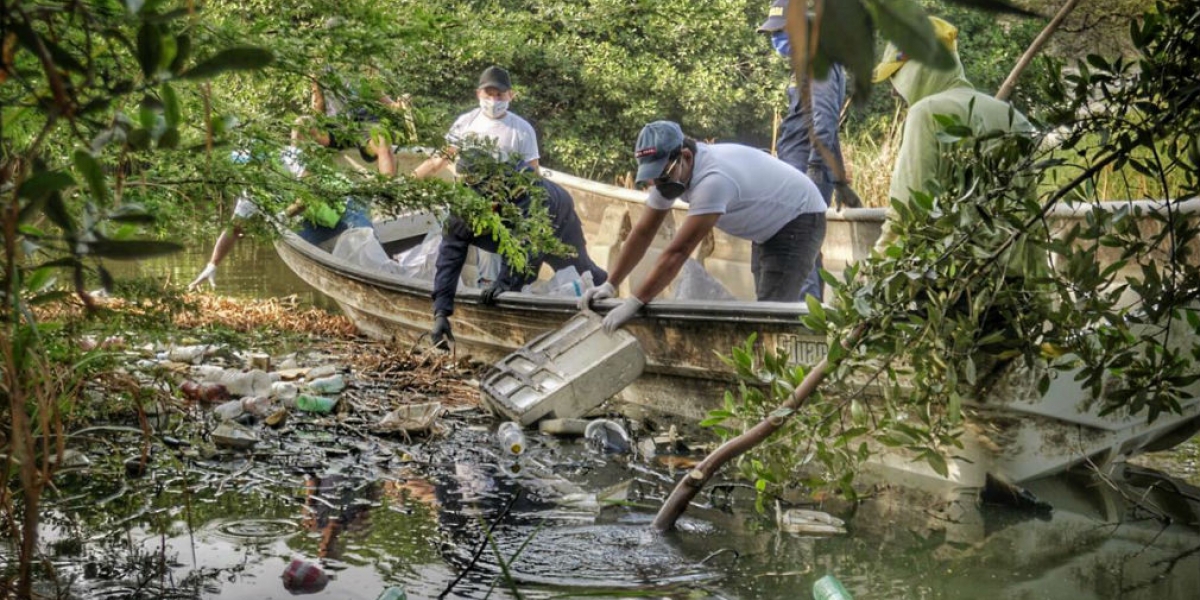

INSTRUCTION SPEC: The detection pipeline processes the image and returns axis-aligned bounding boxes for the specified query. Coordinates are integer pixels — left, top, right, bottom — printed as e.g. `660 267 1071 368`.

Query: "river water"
107 231 338 311
76 238 1200 600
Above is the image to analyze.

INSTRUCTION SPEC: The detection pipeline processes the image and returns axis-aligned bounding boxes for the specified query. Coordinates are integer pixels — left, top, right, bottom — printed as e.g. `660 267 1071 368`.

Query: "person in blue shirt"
758 0 848 301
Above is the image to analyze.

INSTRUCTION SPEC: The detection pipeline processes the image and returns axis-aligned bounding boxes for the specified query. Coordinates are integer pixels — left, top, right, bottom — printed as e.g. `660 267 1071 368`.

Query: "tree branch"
652 324 867 532
996 0 1083 101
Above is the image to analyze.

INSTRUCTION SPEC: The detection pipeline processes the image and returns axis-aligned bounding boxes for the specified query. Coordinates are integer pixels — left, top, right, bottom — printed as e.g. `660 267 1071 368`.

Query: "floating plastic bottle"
496 421 526 455
307 373 346 394
241 396 277 417
220 369 273 398
584 419 632 454
295 394 337 414
377 586 408 600
180 380 230 404
213 399 245 421
812 574 853 600
271 381 299 403
167 345 208 364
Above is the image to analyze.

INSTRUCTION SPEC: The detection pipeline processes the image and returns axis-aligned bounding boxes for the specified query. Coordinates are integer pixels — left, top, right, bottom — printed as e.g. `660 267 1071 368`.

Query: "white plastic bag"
394 230 442 281
521 266 595 297
333 227 404 275
672 259 736 301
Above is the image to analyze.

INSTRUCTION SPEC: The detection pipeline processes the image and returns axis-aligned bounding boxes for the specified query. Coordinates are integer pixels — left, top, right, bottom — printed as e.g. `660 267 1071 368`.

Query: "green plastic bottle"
812 574 853 600
376 586 407 600
295 394 336 414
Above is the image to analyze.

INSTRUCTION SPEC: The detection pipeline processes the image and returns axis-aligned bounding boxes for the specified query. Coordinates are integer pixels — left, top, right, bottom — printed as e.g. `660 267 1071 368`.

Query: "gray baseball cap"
634 121 685 184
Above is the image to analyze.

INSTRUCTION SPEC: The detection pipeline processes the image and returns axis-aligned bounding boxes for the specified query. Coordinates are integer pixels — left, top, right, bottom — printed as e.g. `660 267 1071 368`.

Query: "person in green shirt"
871 16 1034 254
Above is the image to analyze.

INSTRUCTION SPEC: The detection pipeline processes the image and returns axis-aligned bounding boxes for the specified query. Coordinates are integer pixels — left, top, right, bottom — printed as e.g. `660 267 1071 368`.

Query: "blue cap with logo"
634 120 685 185
758 0 788 33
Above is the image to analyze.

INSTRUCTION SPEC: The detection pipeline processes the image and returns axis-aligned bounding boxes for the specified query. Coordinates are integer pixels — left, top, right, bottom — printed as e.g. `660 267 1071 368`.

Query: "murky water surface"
52 238 1200 599
106 235 338 311
29 415 1200 600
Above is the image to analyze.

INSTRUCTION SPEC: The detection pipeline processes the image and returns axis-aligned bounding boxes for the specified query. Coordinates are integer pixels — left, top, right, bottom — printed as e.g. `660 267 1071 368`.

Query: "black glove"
480 281 505 306
833 181 863 209
431 312 454 350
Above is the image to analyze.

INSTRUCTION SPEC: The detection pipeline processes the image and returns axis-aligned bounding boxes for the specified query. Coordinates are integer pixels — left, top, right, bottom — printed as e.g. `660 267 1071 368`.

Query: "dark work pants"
751 212 826 302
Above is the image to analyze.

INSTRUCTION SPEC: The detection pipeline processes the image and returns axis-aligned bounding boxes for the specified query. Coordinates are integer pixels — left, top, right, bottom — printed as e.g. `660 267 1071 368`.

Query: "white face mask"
479 98 509 119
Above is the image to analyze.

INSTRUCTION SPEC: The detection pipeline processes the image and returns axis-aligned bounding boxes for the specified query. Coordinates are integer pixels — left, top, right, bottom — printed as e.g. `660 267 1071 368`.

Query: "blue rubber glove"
602 297 644 333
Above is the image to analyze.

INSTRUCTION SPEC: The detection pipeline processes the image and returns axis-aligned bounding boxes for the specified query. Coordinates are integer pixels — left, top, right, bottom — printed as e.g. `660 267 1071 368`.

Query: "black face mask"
655 180 686 200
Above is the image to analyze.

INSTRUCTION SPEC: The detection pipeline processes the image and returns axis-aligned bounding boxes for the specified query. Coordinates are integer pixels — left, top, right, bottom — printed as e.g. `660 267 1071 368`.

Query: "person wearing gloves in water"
188 79 391 290
579 120 826 333
429 160 607 350
871 16 1034 253
413 66 541 290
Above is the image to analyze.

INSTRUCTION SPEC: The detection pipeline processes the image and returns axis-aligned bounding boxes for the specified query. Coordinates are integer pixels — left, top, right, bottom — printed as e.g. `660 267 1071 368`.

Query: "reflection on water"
105 233 338 311
31 419 1200 600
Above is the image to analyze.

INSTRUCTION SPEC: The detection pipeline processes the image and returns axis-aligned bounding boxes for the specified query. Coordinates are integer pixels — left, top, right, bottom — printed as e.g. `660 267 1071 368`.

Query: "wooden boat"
275 162 1200 491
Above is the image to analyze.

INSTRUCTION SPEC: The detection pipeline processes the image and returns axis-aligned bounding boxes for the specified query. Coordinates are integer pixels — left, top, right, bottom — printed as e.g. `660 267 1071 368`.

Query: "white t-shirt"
645 143 825 243
446 108 539 163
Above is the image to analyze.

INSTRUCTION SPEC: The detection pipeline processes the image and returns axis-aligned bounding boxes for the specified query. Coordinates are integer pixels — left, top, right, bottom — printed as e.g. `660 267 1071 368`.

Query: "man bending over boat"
579 120 826 333
429 161 607 350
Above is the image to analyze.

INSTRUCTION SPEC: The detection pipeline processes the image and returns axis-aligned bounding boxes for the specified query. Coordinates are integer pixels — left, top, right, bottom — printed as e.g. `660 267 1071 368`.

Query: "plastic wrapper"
333 227 404 275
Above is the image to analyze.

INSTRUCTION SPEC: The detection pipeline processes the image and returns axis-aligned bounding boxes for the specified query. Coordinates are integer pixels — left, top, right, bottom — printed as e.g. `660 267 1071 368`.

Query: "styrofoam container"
481 312 645 426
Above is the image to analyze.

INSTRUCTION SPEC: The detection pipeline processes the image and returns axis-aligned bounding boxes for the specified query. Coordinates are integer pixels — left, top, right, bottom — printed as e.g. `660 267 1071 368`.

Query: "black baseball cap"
634 121 685 185
477 66 512 92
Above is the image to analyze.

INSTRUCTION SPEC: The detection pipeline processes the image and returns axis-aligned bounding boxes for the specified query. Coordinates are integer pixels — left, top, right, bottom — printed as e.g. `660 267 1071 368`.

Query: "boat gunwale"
276 231 816 327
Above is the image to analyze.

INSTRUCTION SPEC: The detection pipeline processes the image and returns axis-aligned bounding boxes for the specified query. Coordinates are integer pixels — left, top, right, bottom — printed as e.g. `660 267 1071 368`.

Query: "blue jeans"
777 65 844 300
751 212 826 302
297 199 374 248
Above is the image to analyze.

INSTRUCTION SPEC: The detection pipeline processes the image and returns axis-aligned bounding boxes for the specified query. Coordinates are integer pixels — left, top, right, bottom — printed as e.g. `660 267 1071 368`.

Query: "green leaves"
818 0 876 103
182 47 275 80
73 149 109 206
85 239 184 260
864 0 954 71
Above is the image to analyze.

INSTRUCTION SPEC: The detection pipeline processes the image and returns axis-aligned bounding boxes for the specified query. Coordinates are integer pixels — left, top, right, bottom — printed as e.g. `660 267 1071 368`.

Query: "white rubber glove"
188 262 218 290
602 297 644 333
578 281 616 311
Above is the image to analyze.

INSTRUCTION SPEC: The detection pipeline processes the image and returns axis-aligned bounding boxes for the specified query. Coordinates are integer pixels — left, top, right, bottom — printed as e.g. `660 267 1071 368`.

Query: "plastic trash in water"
778 508 847 536
241 396 278 417
281 558 329 594
194 368 272 398
377 586 407 600
271 381 299 403
812 574 853 600
211 422 258 449
307 373 346 394
213 399 245 421
584 419 632 454
181 381 230 404
295 394 337 414
496 421 526 455
306 364 338 381
167 345 209 364
378 402 444 434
